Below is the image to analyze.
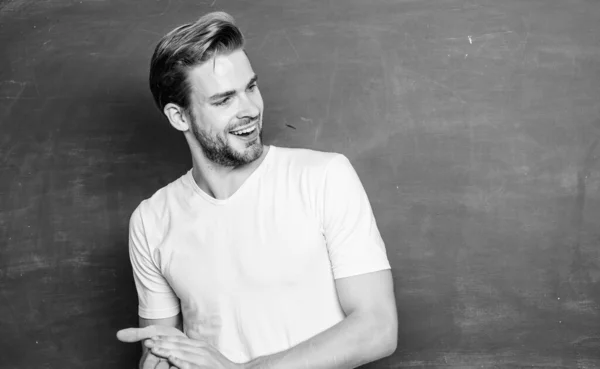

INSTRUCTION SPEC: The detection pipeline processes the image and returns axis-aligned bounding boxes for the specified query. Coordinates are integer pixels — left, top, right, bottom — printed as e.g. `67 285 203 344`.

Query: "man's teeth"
231 125 256 135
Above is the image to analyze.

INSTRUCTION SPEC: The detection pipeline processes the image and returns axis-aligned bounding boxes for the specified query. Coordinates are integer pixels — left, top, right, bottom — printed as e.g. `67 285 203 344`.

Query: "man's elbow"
363 313 398 360
378 320 398 358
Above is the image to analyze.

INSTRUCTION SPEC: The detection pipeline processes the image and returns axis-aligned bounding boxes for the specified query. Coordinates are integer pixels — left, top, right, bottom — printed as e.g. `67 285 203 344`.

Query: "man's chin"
243 141 264 162
220 143 259 166
229 130 262 149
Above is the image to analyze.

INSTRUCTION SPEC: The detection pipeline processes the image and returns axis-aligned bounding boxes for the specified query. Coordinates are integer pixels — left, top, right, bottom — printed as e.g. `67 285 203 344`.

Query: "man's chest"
161 207 330 304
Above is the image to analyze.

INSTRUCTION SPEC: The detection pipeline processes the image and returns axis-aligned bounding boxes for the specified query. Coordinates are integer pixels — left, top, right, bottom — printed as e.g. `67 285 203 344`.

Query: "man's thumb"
116 325 184 342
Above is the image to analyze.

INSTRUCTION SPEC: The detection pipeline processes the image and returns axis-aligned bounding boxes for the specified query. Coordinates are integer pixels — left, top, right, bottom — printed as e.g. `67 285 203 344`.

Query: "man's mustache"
232 114 261 130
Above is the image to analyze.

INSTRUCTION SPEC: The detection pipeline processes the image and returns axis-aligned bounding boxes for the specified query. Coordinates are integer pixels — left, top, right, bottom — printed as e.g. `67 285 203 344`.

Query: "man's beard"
190 114 264 168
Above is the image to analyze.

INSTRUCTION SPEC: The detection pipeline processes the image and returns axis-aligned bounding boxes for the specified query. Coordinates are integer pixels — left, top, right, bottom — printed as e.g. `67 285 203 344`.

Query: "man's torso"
138 146 346 362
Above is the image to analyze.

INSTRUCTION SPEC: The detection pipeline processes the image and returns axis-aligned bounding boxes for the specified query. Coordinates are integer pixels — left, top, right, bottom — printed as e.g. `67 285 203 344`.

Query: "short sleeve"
128 205 180 319
321 154 391 279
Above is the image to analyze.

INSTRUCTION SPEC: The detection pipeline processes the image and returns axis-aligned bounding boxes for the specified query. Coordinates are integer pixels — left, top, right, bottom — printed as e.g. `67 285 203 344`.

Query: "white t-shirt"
128 145 390 363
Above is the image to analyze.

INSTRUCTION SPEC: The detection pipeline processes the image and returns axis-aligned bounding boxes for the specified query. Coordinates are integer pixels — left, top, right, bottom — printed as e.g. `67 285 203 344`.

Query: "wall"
1 0 600 367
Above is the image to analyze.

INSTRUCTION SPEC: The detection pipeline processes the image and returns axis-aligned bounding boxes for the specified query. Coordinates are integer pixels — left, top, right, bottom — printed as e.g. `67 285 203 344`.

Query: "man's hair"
149 11 245 115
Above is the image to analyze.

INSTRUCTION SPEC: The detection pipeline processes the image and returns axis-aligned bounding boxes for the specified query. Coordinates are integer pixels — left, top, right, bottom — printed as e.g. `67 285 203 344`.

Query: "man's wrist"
240 356 267 369
237 361 250 369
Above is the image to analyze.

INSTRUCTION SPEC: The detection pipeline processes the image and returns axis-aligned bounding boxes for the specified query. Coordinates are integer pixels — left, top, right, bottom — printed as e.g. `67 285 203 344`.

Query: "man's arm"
119 204 184 367
117 313 184 369
139 314 183 369
245 269 397 369
139 313 183 355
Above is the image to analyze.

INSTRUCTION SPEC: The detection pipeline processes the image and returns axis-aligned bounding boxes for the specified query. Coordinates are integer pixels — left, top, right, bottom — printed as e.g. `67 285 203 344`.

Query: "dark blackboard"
1 0 600 367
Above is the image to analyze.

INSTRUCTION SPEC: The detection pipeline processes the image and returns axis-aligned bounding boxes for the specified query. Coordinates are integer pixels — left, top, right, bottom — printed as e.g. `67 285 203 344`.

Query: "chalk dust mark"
283 30 299 60
519 31 531 64
574 138 600 226
571 138 600 273
0 0 32 13
299 21 402 37
313 120 322 144
402 68 467 106
0 288 19 334
586 119 600 137
316 48 338 144
473 37 492 57
324 49 338 124
572 336 600 369
258 30 275 50
442 30 514 42
345 22 402 36
31 73 40 97
0 81 28 122
1 96 72 100
139 28 161 36
0 147 15 166
145 0 173 17
1 80 27 85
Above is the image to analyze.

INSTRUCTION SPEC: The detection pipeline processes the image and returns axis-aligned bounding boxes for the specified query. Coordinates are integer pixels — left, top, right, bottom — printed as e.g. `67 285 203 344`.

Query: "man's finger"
140 352 169 369
155 359 170 369
140 351 160 369
148 339 206 354
117 326 156 342
154 335 207 348
168 355 197 369
117 325 185 342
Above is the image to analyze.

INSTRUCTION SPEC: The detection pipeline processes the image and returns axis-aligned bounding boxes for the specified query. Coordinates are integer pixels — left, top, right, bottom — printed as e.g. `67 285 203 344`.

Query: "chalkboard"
1 0 600 367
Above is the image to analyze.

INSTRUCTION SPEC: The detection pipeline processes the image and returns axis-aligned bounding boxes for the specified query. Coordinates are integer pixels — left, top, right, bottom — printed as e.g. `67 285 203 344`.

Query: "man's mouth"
229 121 259 138
229 124 257 136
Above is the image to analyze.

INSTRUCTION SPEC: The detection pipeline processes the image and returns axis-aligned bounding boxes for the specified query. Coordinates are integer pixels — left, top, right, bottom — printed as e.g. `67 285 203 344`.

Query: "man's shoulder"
130 170 191 224
271 145 346 171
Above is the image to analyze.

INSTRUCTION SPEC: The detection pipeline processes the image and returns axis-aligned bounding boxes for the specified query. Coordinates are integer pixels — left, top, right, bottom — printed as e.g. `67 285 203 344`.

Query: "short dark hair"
149 12 245 115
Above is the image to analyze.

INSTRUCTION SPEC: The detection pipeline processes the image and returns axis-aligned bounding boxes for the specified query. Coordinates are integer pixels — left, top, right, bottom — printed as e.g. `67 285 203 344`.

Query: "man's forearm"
244 311 397 369
138 314 184 357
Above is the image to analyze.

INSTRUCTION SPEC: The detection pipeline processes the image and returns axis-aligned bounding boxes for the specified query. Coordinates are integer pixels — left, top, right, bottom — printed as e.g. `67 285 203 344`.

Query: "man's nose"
237 92 259 119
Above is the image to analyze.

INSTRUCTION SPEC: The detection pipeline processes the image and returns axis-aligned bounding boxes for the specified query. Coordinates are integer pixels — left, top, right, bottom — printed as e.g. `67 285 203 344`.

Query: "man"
117 11 398 369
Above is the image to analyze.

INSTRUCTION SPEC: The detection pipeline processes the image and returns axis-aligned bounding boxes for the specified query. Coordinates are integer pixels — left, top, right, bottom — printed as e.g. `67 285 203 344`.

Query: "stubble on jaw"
190 115 264 168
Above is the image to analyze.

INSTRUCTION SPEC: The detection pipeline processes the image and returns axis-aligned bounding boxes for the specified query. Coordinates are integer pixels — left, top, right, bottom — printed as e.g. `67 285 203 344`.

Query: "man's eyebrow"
208 75 258 102
209 90 236 102
246 75 258 87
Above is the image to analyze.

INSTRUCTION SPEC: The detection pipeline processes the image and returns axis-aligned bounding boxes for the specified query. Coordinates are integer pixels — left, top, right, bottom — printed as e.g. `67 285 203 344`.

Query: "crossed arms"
118 268 397 369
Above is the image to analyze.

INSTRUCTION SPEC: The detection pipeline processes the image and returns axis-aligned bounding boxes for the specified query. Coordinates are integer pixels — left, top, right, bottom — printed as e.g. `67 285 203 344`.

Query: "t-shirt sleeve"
321 154 391 279
128 205 180 320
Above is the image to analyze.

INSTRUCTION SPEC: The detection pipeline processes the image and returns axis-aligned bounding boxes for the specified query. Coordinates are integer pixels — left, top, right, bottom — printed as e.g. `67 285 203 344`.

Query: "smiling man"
117 11 397 369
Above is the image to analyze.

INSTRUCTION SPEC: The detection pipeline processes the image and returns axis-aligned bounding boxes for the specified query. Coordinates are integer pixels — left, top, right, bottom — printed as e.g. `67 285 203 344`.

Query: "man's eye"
215 97 231 106
248 84 257 92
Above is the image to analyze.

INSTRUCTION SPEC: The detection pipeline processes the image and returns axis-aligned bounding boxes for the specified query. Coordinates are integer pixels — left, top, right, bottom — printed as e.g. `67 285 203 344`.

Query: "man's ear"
163 103 191 132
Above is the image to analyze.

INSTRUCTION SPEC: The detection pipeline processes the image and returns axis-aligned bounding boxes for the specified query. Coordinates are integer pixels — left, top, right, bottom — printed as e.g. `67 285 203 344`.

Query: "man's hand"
139 349 172 369
117 325 187 369
145 335 242 369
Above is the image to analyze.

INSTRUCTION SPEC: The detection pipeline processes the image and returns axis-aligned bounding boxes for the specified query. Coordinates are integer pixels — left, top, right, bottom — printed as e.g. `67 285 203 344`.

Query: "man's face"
186 49 264 167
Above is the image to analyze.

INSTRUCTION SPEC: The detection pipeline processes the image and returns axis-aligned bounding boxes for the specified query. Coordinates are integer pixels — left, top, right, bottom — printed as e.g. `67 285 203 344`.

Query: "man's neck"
190 145 270 200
